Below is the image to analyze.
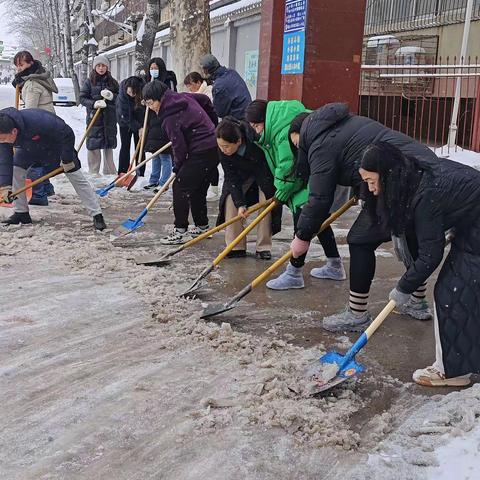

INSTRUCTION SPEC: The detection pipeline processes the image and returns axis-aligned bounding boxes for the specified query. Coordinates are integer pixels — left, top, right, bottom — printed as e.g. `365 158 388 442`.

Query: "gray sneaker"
395 298 432 321
266 263 304 290
323 307 373 332
310 263 347 281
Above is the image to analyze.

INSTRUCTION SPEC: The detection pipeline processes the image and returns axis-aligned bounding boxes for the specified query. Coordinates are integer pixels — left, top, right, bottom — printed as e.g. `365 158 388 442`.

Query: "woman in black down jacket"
216 118 281 260
80 55 119 175
360 141 480 388
116 75 146 175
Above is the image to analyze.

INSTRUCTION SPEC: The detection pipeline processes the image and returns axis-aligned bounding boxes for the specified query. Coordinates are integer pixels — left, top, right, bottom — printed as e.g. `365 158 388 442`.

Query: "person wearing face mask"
244 99 345 291
216 117 281 260
283 103 440 332
116 76 146 175
12 50 58 205
359 142 480 387
142 58 177 190
141 80 219 245
79 55 119 175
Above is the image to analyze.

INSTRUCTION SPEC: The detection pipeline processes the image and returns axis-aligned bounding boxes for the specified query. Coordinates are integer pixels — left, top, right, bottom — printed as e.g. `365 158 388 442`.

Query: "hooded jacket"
80 72 119 150
211 66 252 119
217 120 282 234
13 60 58 113
295 103 438 241
255 100 310 213
0 107 79 186
158 90 217 172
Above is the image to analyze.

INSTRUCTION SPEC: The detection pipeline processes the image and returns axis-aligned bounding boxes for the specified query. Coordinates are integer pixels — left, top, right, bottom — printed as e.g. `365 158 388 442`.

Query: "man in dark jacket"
142 81 219 245
0 107 106 230
288 103 438 331
200 54 252 120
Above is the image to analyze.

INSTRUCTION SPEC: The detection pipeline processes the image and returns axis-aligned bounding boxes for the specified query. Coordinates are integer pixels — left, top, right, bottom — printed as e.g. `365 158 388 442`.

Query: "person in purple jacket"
142 80 219 245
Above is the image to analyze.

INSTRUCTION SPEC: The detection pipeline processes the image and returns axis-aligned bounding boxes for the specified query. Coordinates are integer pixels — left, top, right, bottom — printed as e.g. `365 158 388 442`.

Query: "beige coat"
21 71 58 113
197 81 213 101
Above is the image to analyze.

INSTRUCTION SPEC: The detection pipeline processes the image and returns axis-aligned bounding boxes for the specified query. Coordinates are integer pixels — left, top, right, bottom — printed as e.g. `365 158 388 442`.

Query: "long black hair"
124 76 144 107
360 141 424 236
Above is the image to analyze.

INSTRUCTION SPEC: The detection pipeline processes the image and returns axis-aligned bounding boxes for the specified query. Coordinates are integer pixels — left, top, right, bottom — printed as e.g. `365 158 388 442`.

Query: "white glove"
0 185 12 203
94 100 107 109
100 89 114 101
389 287 410 307
60 161 76 172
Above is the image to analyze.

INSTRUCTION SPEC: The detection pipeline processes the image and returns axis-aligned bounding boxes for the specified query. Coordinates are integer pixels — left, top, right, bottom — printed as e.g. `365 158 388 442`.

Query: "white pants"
87 149 116 175
13 166 102 217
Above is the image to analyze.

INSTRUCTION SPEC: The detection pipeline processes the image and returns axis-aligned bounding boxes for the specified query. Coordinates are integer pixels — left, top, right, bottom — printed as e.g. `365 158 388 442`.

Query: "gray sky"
0 4 21 48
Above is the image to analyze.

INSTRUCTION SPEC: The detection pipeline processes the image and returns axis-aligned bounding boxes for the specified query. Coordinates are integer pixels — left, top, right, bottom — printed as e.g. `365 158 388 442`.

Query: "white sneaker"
412 365 471 387
160 228 192 245
188 225 209 238
206 186 220 202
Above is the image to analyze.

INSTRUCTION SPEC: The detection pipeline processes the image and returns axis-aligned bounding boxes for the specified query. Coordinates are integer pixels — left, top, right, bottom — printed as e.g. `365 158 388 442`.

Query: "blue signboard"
281 0 308 75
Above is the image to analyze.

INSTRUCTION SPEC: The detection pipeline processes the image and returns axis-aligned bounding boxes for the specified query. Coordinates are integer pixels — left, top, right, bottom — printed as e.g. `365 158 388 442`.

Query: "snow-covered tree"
80 0 98 85
134 0 162 75
169 0 211 82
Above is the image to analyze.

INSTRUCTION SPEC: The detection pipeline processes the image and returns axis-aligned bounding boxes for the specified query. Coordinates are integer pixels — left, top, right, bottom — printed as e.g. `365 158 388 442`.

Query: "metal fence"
365 0 480 35
358 57 480 153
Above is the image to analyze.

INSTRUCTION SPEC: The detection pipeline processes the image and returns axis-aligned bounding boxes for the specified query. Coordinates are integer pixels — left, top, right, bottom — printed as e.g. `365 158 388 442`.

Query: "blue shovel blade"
122 218 144 231
305 351 365 394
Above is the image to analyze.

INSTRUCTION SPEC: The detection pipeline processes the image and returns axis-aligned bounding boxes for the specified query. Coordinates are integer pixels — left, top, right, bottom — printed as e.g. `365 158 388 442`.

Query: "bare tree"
134 0 161 75
169 0 211 82
79 0 97 85
61 0 80 99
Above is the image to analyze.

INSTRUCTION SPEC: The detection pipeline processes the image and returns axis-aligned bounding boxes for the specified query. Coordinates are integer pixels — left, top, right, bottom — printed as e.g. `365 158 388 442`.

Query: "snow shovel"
134 198 274 267
201 196 357 319
304 300 396 395
180 199 278 297
113 140 142 189
110 173 176 240
123 107 150 191
96 142 172 197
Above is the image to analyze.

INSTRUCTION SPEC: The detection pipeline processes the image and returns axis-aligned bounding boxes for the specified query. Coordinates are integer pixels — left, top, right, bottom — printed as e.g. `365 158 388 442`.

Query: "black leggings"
173 148 219 229
290 208 340 268
118 126 145 176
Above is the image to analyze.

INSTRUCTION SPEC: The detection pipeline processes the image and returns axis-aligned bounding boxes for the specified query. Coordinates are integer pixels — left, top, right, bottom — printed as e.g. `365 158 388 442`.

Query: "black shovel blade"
180 265 214 297
134 254 172 266
200 301 238 319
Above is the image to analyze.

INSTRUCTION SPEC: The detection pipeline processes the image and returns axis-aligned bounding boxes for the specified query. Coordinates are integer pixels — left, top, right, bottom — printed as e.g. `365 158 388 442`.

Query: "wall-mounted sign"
281 0 308 75
245 50 259 89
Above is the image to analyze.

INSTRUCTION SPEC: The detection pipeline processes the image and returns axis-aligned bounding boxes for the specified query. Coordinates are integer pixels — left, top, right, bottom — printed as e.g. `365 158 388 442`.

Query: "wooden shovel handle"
213 200 278 265
10 166 64 199
136 107 150 167
145 173 176 210
182 198 274 249
251 196 357 288
76 108 102 151
15 86 20 109
364 300 396 339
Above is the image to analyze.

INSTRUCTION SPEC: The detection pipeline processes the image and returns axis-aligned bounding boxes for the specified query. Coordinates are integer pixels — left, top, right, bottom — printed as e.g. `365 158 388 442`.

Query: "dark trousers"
210 166 219 187
290 208 340 268
173 148 219 229
118 126 145 176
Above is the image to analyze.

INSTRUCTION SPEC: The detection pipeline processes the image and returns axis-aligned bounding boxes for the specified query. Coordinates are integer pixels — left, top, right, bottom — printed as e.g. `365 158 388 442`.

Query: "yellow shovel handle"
145 173 176 210
136 107 150 167
76 108 102 151
213 200 278 266
182 198 274 249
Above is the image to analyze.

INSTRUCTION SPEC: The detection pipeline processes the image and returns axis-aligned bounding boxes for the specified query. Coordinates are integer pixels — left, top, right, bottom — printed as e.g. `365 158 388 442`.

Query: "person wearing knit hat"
80 55 119 175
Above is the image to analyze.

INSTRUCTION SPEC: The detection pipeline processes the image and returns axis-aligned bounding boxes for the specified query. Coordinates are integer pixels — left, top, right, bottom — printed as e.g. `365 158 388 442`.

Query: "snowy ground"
1 86 480 478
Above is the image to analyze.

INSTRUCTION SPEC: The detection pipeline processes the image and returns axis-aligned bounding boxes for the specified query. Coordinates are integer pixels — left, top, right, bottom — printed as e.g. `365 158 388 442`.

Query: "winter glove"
445 228 455 244
100 89 114 101
389 287 410 307
274 189 290 204
94 100 107 109
0 185 12 203
60 161 76 173
290 235 310 258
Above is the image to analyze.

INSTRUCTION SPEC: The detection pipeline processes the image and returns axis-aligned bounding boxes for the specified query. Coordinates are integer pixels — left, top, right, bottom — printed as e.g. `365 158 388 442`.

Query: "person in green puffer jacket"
245 99 346 290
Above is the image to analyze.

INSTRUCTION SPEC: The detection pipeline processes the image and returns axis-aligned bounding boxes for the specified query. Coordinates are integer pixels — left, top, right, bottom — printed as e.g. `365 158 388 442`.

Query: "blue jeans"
27 166 54 199
149 154 172 186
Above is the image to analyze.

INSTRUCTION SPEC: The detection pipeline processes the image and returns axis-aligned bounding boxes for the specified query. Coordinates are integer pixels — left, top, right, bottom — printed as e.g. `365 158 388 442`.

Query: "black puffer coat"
216 121 282 235
295 103 438 242
116 77 145 131
80 73 119 150
394 159 480 377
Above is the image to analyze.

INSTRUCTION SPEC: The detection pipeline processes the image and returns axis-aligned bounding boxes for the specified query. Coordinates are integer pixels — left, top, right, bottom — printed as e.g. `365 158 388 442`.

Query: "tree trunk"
80 0 97 85
61 0 80 102
134 0 161 75
170 0 211 82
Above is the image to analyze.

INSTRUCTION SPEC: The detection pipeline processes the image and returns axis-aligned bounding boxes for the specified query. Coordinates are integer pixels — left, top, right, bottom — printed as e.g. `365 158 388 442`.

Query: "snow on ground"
433 145 480 169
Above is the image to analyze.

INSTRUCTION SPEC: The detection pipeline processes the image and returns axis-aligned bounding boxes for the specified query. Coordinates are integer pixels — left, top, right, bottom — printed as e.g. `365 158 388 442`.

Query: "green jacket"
256 100 309 212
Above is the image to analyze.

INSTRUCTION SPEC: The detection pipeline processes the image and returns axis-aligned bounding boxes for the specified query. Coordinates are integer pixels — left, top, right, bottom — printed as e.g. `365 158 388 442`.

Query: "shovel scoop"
305 300 396 395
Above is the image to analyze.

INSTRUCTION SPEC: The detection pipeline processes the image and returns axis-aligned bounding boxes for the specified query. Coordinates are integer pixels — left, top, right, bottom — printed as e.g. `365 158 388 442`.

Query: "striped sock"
411 283 427 303
349 291 369 317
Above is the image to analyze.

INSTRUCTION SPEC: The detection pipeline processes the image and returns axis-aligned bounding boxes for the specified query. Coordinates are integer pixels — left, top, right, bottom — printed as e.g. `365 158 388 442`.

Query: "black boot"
2 212 32 225
93 213 106 231
29 197 49 206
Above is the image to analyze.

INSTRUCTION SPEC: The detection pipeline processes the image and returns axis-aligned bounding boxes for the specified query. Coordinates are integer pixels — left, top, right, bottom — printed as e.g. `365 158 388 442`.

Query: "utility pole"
447 0 474 148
